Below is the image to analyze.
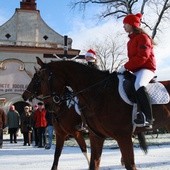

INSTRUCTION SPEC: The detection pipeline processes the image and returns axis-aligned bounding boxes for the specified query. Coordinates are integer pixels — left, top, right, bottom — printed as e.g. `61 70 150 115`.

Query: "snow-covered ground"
0 134 170 170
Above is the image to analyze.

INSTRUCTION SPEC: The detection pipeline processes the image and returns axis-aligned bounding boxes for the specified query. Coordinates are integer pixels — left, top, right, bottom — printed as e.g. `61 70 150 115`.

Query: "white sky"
0 1 170 81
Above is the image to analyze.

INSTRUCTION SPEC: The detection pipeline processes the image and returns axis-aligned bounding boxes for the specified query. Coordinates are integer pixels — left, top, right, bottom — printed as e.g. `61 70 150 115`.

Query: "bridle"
24 71 45 101
39 65 115 138
40 66 113 105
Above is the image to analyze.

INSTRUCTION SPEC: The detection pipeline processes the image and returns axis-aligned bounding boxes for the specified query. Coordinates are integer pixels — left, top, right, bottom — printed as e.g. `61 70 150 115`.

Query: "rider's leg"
134 86 153 125
133 69 154 126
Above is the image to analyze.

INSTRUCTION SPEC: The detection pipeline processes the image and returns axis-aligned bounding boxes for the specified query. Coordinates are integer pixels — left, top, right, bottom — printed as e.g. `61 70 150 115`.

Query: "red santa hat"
123 13 142 28
85 49 96 60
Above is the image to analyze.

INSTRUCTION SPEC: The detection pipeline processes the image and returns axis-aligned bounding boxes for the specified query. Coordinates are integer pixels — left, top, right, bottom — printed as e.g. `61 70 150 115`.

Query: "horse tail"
137 132 148 154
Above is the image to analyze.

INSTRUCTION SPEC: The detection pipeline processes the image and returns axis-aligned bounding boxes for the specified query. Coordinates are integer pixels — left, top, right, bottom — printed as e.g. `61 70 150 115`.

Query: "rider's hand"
118 65 126 73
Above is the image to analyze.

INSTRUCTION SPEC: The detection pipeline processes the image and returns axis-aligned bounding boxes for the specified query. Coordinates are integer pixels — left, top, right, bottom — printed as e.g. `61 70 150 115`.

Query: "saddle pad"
147 83 170 104
118 75 170 105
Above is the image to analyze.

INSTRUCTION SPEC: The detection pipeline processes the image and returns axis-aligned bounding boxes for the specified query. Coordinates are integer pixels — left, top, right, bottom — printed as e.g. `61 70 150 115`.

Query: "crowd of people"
0 49 97 149
0 102 54 149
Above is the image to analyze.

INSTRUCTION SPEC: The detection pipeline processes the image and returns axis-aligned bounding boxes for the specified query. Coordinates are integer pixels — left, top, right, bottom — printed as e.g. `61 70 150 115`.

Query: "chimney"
20 0 37 10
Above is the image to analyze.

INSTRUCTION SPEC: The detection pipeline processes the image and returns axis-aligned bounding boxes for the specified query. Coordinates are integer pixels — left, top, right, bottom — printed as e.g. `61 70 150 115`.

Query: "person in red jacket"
85 49 98 69
118 13 156 127
34 102 47 148
76 49 99 132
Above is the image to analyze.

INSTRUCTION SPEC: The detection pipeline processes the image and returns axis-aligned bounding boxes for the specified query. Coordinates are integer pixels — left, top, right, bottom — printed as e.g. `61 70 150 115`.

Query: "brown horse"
23 67 149 169
35 58 170 170
22 71 90 170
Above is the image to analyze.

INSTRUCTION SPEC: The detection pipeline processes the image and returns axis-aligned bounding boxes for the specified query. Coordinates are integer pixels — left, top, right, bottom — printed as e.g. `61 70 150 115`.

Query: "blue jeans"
46 125 54 147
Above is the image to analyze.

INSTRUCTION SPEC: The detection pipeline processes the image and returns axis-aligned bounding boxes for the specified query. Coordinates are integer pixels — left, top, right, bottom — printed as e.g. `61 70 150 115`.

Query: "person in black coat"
21 106 33 146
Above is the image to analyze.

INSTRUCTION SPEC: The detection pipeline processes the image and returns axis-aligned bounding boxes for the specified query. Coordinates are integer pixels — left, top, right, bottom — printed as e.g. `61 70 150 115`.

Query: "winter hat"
85 49 96 62
123 13 142 28
38 102 44 106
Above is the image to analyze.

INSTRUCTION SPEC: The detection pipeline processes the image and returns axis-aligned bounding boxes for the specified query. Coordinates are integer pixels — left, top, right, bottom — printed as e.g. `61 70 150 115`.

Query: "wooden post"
64 35 68 58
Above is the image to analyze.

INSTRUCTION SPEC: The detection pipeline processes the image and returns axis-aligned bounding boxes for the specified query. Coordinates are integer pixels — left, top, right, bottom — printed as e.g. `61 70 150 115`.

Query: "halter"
39 68 62 104
24 72 44 101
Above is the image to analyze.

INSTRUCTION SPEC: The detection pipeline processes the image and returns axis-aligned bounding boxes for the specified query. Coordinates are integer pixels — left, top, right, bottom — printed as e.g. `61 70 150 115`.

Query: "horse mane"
47 60 110 75
42 60 119 91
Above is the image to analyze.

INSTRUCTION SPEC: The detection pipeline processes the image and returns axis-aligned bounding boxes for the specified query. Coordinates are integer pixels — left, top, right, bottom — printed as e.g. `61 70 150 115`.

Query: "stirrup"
134 113 153 128
145 124 153 129
144 120 153 129
134 112 146 127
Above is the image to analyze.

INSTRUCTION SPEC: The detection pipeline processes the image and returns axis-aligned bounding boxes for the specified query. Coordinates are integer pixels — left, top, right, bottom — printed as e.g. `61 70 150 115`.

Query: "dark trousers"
33 127 39 146
8 128 18 143
37 127 46 147
23 132 32 145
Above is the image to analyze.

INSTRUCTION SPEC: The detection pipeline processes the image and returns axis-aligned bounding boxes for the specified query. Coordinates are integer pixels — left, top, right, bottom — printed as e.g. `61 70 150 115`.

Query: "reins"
43 67 113 104
39 65 118 139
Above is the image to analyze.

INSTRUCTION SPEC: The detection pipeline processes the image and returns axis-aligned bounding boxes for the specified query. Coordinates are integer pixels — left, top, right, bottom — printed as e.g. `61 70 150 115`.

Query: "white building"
0 0 81 114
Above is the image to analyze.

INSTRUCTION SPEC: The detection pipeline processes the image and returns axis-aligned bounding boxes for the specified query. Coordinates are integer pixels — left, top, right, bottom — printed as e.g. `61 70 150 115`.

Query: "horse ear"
34 66 38 73
36 57 44 67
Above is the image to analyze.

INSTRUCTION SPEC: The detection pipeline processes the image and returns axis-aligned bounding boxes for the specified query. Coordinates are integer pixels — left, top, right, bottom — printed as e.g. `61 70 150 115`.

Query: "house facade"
0 0 82 114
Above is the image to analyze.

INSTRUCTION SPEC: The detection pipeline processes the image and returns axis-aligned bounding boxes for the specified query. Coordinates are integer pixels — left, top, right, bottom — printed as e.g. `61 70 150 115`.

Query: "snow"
1 135 170 170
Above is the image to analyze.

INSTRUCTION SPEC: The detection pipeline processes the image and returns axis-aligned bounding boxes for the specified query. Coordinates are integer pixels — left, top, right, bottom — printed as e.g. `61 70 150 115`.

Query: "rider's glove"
118 65 126 73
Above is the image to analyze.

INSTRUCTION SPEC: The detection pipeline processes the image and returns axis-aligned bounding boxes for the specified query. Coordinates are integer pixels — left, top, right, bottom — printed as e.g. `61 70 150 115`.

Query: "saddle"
118 71 170 130
118 71 170 105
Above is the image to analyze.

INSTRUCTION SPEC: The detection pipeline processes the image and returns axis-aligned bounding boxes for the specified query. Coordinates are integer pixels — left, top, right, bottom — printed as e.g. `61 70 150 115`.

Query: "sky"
0 0 170 81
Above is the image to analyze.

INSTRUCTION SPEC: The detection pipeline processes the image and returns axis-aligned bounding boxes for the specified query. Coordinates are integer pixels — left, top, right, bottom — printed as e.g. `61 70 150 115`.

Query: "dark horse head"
22 64 74 114
22 68 42 101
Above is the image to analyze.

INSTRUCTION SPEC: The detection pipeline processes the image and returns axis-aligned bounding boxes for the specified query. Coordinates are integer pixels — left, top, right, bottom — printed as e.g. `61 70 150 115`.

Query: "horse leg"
165 122 170 132
164 117 170 133
51 133 65 170
120 132 147 167
74 131 90 165
89 133 105 170
116 134 137 170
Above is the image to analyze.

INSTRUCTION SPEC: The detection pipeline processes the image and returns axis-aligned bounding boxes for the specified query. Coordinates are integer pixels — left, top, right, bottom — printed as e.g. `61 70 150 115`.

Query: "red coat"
124 33 156 72
34 109 47 128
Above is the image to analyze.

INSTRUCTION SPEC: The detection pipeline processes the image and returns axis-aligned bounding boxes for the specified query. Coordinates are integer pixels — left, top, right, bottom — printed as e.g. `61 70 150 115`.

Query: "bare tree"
70 0 170 39
85 33 127 72
71 0 170 70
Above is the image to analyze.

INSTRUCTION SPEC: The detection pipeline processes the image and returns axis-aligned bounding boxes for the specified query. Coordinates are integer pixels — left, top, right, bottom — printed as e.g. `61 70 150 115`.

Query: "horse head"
33 57 68 113
22 67 42 101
